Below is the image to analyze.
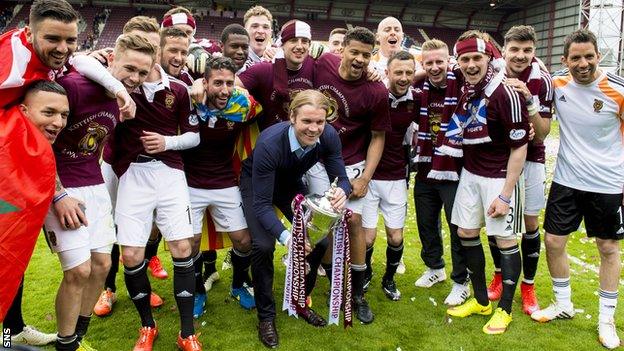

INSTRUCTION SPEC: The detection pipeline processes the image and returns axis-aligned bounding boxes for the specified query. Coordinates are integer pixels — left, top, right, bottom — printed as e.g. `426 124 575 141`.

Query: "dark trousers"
240 175 327 322
414 179 468 283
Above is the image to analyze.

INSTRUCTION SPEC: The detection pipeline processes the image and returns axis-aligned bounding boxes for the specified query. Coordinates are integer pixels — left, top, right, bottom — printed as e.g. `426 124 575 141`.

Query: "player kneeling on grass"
182 57 257 318
44 34 156 351
361 51 418 301
443 30 529 335
530 29 624 350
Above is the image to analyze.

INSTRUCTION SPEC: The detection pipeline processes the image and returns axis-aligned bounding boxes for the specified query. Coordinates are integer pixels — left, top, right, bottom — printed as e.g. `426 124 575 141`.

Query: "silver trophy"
299 180 344 246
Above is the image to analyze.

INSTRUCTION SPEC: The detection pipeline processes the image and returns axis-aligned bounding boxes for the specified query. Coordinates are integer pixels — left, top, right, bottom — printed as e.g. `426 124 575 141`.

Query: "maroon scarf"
416 70 461 180
438 65 503 157
517 57 544 102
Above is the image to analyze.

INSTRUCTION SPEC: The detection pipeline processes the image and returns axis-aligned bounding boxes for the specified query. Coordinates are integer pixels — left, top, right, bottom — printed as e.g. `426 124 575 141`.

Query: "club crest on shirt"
165 93 175 109
78 123 108 155
593 98 603 113
320 91 338 121
284 89 304 112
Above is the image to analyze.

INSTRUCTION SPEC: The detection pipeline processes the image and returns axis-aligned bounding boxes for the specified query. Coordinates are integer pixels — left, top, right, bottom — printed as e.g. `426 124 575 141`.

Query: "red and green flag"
0 106 56 321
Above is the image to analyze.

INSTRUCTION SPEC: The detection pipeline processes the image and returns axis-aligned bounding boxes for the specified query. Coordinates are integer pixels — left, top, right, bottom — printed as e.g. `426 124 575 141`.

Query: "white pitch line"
567 253 624 286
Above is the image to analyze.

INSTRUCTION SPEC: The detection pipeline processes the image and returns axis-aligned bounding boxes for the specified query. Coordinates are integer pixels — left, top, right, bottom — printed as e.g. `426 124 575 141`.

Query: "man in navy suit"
240 89 350 348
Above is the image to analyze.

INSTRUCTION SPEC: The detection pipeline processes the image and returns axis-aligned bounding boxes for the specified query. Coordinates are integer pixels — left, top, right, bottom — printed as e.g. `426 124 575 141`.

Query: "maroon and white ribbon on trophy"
328 209 353 328
283 194 307 317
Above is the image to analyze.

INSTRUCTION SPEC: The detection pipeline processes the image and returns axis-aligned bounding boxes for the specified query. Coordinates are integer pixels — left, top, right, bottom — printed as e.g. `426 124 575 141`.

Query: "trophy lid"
304 194 342 218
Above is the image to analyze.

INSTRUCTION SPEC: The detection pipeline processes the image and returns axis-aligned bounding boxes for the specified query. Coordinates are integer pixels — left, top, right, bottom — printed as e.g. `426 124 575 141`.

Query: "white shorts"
361 179 407 229
44 184 116 271
189 186 247 233
451 169 525 237
101 161 119 209
115 162 193 247
305 161 366 214
523 161 546 216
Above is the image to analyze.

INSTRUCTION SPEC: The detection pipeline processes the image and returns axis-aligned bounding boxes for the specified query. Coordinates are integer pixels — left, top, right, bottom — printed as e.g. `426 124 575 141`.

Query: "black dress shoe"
298 307 327 327
353 295 374 324
258 320 279 348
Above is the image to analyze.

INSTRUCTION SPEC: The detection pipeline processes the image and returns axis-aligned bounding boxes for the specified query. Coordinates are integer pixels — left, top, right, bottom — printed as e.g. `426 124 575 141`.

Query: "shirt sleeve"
238 63 264 94
499 86 529 148
252 141 287 239
56 75 79 112
370 84 392 132
538 72 554 119
320 125 352 196
411 88 423 122
71 55 125 95
177 86 198 134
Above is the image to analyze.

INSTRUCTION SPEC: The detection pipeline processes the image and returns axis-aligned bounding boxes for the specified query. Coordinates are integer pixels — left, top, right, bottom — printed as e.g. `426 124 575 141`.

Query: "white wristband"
527 103 539 116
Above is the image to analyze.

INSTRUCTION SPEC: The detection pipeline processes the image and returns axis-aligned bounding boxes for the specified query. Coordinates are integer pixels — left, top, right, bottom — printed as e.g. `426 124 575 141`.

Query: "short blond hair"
243 5 272 26
115 33 158 64
289 90 337 122
123 16 159 35
421 39 448 53
456 29 488 42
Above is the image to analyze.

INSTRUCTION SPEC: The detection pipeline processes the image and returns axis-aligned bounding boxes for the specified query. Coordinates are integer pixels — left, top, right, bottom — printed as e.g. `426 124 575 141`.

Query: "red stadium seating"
1 4 503 55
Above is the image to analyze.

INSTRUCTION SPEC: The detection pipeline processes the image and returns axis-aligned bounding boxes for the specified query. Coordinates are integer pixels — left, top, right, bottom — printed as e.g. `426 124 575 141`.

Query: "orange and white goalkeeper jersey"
553 70 624 194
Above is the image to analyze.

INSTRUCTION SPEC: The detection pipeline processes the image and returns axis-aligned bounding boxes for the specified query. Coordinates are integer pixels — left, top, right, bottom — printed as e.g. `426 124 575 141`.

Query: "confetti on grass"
429 297 437 306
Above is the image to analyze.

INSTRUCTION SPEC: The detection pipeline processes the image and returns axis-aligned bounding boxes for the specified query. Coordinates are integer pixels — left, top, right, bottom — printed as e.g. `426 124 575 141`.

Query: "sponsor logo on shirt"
558 95 566 102
509 129 526 140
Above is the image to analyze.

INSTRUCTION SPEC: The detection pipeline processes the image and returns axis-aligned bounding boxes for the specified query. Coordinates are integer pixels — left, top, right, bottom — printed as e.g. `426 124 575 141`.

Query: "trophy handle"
300 201 312 221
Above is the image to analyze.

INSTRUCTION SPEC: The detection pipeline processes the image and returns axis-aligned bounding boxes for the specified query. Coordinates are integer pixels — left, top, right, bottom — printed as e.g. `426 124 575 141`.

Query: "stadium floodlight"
579 0 624 75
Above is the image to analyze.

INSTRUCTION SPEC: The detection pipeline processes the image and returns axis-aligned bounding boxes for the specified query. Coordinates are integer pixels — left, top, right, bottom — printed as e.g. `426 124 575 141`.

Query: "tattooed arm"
52 172 88 229
54 172 65 197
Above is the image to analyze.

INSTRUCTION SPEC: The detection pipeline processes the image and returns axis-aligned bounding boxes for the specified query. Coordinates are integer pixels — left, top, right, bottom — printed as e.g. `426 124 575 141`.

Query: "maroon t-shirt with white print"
239 56 315 131
55 72 119 187
314 53 391 166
